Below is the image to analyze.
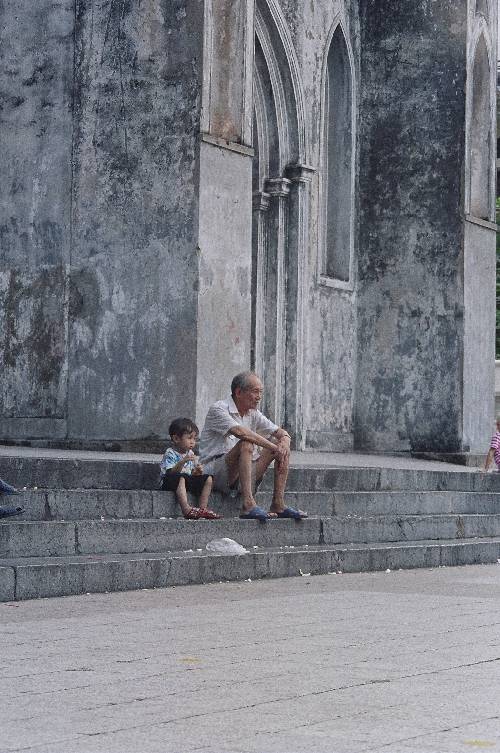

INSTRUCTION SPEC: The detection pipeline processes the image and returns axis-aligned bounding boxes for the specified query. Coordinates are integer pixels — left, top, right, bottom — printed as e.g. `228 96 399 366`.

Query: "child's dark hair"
168 417 199 438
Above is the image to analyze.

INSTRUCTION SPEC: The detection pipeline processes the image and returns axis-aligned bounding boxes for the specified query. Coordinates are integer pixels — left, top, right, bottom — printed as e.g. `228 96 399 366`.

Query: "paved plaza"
2 565 500 753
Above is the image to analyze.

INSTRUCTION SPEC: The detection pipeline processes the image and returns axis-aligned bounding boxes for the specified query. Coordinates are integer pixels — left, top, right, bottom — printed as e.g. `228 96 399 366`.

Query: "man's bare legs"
255 446 289 514
223 440 289 514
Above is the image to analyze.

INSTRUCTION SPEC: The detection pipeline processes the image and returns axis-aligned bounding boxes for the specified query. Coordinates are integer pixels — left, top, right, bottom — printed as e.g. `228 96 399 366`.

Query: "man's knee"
239 440 254 457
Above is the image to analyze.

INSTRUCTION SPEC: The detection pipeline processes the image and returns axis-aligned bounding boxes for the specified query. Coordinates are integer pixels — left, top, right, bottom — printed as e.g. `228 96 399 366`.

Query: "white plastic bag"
206 538 248 556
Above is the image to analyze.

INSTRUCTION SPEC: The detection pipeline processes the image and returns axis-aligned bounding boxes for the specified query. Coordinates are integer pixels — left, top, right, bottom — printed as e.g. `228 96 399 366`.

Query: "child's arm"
161 449 194 474
168 455 194 473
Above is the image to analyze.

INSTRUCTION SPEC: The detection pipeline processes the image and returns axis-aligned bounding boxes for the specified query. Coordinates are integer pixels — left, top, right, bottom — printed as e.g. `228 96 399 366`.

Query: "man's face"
235 376 264 413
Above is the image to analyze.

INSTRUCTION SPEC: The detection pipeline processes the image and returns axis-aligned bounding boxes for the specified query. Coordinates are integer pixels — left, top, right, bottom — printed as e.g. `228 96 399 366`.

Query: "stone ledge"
200 132 254 157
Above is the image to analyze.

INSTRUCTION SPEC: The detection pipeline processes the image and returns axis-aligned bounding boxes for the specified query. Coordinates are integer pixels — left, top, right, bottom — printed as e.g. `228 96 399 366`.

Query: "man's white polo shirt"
199 396 278 467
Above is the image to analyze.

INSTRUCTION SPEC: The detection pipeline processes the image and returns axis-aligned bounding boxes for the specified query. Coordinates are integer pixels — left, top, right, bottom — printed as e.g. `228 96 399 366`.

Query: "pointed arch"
254 0 307 168
319 19 356 287
469 33 493 219
475 0 489 19
251 0 312 441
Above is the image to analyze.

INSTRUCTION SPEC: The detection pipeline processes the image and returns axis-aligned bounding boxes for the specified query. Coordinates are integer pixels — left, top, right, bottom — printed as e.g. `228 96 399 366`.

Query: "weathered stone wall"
0 0 495 454
1 0 206 443
196 139 253 425
283 0 361 451
68 0 204 440
463 220 495 451
0 0 73 440
356 0 469 453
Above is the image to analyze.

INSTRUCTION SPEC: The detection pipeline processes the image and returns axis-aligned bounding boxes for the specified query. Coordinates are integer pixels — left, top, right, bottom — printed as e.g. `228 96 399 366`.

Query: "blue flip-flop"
0 479 20 495
239 505 269 522
0 506 24 519
276 506 308 520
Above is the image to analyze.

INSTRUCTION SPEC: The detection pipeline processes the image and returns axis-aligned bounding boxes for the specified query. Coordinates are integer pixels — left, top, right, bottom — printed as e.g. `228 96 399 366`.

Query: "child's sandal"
184 507 203 520
197 508 222 520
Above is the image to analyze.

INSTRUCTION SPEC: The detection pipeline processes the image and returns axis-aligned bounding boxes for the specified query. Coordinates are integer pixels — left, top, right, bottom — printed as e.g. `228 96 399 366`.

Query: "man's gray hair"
231 371 258 397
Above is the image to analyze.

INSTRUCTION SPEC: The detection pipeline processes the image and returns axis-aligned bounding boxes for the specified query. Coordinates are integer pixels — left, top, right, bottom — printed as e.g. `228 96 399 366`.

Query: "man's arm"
272 428 291 463
227 424 280 453
484 447 495 471
226 425 291 463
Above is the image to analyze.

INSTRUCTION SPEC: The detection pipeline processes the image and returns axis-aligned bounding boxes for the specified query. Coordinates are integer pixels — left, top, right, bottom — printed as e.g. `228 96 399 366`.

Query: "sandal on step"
275 506 308 520
183 507 203 520
197 508 222 520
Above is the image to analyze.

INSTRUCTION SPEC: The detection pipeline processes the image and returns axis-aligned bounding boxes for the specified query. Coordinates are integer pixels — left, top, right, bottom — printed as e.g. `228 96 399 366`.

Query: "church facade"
0 0 497 455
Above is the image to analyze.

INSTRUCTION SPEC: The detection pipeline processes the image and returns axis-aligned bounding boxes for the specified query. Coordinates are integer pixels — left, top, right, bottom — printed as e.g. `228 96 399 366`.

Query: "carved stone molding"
285 163 316 184
265 176 291 198
252 191 271 212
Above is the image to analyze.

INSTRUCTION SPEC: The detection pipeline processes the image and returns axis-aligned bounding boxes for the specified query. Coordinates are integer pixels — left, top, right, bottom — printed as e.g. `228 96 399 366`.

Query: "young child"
160 418 221 519
483 417 500 472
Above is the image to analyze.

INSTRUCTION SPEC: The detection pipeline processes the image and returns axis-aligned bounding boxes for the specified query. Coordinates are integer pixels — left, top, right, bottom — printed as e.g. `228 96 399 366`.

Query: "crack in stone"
363 713 500 752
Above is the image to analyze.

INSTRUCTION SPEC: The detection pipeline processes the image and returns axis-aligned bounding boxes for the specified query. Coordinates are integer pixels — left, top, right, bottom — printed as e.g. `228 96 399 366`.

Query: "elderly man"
199 371 307 521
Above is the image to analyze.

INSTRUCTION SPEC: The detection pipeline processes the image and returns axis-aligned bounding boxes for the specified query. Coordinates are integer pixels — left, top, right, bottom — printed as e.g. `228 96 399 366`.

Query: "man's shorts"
204 455 262 495
160 473 211 495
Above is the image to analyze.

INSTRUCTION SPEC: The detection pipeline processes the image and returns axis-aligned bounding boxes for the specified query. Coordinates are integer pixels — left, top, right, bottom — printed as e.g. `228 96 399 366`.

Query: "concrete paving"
1 565 500 753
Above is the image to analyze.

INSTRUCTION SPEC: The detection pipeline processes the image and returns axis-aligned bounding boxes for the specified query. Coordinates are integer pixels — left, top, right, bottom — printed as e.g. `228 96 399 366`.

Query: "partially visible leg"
222 441 259 513
253 446 276 484
175 477 193 517
269 451 290 513
198 475 213 509
253 443 290 513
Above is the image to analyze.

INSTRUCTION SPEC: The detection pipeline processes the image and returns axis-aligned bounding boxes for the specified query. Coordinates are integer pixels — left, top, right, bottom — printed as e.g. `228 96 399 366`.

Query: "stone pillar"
251 191 271 378
285 164 315 450
261 176 291 426
356 0 496 456
0 0 256 446
195 0 256 424
0 0 73 442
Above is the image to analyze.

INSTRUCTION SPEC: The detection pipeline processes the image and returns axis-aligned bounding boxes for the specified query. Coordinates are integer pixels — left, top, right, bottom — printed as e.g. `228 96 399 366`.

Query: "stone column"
285 164 315 449
262 176 291 426
356 0 495 456
195 0 256 424
251 191 271 378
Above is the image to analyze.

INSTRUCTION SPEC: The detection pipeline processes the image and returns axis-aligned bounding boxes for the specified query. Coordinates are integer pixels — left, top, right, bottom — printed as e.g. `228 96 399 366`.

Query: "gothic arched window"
469 35 492 220
323 25 354 283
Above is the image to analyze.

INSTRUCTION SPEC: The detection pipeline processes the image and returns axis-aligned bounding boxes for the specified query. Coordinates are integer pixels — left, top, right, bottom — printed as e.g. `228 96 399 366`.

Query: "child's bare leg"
175 477 192 516
198 476 213 509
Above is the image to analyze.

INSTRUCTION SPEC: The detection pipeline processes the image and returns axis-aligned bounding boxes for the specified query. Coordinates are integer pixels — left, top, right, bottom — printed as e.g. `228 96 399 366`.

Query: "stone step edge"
1 537 500 602
0 511 500 527
17 488 500 495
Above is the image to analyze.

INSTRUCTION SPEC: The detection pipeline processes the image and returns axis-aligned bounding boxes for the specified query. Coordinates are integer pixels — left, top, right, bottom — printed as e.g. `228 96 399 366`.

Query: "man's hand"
192 464 203 476
273 437 290 464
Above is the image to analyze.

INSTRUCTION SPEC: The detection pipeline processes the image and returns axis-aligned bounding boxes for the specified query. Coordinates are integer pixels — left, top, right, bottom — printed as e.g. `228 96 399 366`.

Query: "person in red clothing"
483 418 500 471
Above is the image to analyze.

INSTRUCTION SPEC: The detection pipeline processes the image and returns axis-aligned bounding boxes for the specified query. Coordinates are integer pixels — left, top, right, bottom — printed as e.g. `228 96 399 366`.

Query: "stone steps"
258 490 500 516
14 488 500 521
0 518 321 558
2 450 499 601
3 454 500 491
1 537 500 601
3 513 500 560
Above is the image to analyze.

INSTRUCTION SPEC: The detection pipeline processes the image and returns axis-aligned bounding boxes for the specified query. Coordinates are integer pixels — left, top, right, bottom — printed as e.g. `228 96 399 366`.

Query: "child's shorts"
160 473 211 495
